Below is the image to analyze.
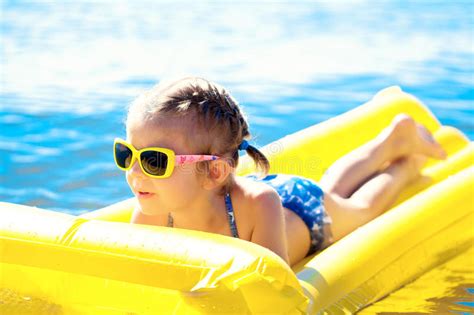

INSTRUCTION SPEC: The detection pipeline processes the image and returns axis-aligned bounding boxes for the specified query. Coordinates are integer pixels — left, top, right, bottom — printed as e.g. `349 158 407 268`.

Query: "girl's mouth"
137 191 155 199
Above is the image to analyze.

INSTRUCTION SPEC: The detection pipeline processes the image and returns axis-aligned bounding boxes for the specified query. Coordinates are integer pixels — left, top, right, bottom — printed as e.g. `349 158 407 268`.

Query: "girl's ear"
201 159 233 190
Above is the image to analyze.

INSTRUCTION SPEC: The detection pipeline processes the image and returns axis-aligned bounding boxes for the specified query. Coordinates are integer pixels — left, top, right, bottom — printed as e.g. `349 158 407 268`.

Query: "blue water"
1 1 473 215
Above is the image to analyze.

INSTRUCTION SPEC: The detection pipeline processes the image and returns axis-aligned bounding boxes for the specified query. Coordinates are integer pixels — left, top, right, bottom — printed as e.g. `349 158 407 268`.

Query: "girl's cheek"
125 172 132 187
176 165 203 186
177 163 196 177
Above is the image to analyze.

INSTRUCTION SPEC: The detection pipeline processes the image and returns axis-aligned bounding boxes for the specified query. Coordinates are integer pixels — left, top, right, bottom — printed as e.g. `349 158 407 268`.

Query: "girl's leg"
319 114 446 242
323 155 424 242
319 114 446 198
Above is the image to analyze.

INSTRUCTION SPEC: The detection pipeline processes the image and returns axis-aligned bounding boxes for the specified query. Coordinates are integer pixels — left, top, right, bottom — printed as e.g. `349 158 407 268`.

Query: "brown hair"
126 76 270 195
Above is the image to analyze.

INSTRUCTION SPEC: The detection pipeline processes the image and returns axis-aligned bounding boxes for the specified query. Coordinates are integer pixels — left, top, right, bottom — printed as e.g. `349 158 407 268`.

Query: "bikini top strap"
167 194 239 238
224 192 240 238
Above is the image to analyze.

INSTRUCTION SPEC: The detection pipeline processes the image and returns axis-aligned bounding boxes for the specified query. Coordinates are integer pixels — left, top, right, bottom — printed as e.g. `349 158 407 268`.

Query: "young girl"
115 76 447 266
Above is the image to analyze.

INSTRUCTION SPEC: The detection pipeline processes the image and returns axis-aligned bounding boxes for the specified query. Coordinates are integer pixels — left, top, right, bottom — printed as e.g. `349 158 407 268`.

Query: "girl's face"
125 118 206 216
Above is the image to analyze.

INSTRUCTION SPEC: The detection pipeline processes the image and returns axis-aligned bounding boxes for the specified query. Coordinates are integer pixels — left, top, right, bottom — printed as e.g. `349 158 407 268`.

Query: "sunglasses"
113 138 220 178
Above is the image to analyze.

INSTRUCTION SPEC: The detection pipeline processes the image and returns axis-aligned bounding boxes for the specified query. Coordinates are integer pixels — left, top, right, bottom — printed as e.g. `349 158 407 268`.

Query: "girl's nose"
128 159 147 178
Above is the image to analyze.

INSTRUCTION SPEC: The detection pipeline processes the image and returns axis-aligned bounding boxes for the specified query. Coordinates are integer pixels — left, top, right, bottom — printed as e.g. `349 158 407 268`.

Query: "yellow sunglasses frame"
113 138 176 179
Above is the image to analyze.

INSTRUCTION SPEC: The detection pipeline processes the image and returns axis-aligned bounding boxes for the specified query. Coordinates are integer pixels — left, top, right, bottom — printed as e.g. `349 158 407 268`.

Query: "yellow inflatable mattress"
1 86 472 314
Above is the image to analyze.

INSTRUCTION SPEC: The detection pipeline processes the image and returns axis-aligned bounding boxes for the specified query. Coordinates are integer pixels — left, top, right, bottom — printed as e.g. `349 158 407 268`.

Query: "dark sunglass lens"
115 143 133 168
141 151 168 176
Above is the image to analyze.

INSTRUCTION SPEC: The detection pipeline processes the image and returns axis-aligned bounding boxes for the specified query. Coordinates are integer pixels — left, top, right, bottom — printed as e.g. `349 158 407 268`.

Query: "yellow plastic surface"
1 86 473 314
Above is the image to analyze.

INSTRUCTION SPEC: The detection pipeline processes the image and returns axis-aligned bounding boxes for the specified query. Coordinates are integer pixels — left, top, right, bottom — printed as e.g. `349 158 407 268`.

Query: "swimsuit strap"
167 195 239 239
224 192 240 238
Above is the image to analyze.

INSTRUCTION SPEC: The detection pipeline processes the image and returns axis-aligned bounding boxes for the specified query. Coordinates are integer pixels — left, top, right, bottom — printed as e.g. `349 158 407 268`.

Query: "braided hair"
126 76 270 194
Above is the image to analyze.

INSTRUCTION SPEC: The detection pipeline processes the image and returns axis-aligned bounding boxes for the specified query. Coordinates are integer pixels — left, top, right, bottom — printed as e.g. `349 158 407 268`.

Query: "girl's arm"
250 189 290 265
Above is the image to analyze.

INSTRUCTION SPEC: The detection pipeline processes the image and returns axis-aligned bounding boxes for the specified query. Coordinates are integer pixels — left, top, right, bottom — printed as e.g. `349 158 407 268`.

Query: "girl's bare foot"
386 114 447 160
405 154 429 183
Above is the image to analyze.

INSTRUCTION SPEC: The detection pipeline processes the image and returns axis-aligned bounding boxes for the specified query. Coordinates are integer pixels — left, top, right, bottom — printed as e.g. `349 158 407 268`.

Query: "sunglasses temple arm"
175 155 219 165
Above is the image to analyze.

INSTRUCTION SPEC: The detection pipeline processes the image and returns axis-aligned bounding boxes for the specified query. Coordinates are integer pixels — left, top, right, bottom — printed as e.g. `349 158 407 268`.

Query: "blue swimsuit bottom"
244 173 333 256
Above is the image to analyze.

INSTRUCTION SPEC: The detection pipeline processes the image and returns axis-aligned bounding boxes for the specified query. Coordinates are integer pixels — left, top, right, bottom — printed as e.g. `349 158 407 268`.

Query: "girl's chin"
139 207 162 216
135 201 163 216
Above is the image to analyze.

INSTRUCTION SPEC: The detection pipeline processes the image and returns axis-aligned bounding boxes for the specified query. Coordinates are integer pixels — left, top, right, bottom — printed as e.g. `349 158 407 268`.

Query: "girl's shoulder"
234 174 279 200
233 175 283 222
